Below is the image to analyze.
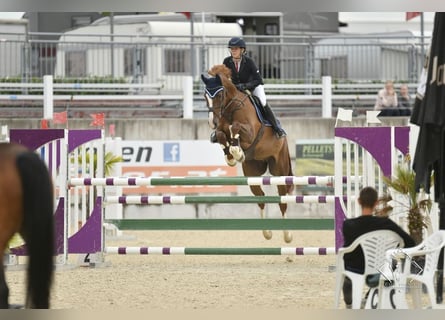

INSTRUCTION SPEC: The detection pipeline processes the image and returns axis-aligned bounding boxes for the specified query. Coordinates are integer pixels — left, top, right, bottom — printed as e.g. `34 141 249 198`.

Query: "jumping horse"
0 142 54 308
201 64 294 243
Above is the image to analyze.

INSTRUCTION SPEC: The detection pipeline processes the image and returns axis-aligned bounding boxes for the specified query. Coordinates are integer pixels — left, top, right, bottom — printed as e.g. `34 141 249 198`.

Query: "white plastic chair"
383 230 445 309
334 230 405 309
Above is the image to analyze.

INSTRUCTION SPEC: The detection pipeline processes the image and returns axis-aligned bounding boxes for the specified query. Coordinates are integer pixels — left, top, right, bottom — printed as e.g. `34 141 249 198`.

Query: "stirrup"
210 131 217 143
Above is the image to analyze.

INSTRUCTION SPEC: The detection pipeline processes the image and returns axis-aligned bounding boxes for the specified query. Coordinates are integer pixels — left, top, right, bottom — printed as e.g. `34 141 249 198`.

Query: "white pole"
322 76 332 118
43 75 53 119
1 125 8 142
183 76 194 119
104 136 123 220
334 134 343 198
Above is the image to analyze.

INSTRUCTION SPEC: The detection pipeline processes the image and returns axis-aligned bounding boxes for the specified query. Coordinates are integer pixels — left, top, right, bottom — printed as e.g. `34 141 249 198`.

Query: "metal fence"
0 31 430 95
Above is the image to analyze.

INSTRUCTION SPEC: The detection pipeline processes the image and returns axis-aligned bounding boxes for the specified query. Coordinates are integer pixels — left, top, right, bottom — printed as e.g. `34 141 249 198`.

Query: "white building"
338 12 434 35
55 20 243 92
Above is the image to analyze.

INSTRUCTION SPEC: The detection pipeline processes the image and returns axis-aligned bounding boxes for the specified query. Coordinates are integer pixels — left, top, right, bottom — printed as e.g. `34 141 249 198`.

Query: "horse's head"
201 73 223 129
201 65 237 129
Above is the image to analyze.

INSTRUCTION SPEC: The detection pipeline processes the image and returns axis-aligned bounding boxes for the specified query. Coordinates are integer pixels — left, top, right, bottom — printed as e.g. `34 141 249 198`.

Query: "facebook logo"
164 143 180 162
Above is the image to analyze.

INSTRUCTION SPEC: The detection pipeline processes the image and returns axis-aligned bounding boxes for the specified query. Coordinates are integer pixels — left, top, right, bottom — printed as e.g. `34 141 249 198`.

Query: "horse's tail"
16 151 54 308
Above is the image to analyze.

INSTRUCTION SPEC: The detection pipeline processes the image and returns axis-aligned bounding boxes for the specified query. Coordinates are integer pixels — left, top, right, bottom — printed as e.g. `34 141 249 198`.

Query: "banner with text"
295 139 335 177
295 139 363 178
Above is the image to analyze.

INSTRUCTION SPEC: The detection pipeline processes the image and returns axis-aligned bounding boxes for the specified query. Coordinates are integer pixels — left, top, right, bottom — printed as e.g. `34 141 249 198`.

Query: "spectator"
341 186 415 309
397 84 412 116
374 80 400 116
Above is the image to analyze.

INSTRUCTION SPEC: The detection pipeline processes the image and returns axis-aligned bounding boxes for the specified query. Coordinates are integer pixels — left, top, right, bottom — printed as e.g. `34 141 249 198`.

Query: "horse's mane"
208 64 238 98
208 64 231 78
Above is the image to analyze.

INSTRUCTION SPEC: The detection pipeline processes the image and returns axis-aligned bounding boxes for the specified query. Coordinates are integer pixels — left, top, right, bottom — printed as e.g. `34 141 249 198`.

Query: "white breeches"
252 84 267 106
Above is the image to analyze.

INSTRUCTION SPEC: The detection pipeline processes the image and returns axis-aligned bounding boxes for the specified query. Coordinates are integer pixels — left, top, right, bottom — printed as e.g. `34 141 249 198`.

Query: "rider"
210 36 286 142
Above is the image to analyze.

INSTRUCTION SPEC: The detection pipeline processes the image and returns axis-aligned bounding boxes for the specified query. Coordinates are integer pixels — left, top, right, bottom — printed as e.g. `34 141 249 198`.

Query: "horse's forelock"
209 64 231 79
205 65 237 99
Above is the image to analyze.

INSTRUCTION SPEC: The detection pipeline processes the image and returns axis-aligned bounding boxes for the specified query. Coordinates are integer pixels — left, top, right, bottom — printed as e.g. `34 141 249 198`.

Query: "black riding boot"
263 103 286 138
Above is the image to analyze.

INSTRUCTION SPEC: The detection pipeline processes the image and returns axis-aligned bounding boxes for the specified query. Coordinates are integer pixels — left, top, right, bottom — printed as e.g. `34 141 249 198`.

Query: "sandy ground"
5 230 338 310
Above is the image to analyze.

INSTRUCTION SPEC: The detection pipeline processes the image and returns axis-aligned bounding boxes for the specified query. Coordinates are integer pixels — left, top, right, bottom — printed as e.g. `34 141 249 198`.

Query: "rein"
216 88 264 158
220 91 249 123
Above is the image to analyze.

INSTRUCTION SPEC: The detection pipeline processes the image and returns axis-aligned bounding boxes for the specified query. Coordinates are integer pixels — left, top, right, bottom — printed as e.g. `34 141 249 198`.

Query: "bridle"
204 82 249 124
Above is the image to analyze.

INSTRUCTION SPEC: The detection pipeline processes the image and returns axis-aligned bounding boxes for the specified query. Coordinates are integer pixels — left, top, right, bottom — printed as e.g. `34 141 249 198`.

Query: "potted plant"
377 158 432 245
74 151 123 176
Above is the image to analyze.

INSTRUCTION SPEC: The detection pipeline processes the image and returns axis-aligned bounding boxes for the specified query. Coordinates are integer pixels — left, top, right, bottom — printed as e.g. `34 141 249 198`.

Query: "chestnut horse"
0 142 54 308
201 64 294 243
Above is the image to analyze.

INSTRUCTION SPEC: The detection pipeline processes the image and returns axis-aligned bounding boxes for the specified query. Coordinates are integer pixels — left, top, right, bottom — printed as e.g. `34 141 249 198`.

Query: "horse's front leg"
216 131 236 166
228 122 245 162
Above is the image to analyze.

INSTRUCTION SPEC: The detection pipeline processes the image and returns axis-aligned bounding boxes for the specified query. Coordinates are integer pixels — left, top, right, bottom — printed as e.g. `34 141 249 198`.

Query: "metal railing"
0 31 427 118
0 78 417 119
0 31 430 92
0 82 164 94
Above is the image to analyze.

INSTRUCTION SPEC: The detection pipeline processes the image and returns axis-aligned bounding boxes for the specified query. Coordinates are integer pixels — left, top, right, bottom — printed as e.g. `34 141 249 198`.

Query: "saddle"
246 94 270 126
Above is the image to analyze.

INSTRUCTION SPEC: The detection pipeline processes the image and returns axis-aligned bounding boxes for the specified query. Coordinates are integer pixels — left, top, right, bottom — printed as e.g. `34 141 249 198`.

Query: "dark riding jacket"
223 55 264 92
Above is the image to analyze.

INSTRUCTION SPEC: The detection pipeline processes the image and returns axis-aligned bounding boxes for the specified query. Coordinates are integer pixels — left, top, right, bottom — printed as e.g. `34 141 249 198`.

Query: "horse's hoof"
262 230 273 240
225 156 237 167
229 146 242 160
283 231 293 243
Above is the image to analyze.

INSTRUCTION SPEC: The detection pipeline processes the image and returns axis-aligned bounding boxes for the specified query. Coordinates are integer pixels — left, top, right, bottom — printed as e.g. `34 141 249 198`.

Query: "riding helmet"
228 37 246 49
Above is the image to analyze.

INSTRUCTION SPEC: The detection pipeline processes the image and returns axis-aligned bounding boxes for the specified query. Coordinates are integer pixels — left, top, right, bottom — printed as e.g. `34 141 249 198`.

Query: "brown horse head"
201 65 239 129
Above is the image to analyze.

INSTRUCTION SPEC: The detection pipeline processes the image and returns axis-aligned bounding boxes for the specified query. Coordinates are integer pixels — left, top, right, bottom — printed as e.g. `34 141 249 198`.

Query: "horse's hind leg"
0 228 17 308
242 161 272 240
269 148 294 243
0 262 8 309
0 232 13 308
249 185 272 240
0 214 10 309
278 185 292 243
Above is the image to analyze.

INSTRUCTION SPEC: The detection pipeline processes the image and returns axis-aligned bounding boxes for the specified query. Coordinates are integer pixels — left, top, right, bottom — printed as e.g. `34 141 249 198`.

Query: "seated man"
397 84 412 116
341 186 416 308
